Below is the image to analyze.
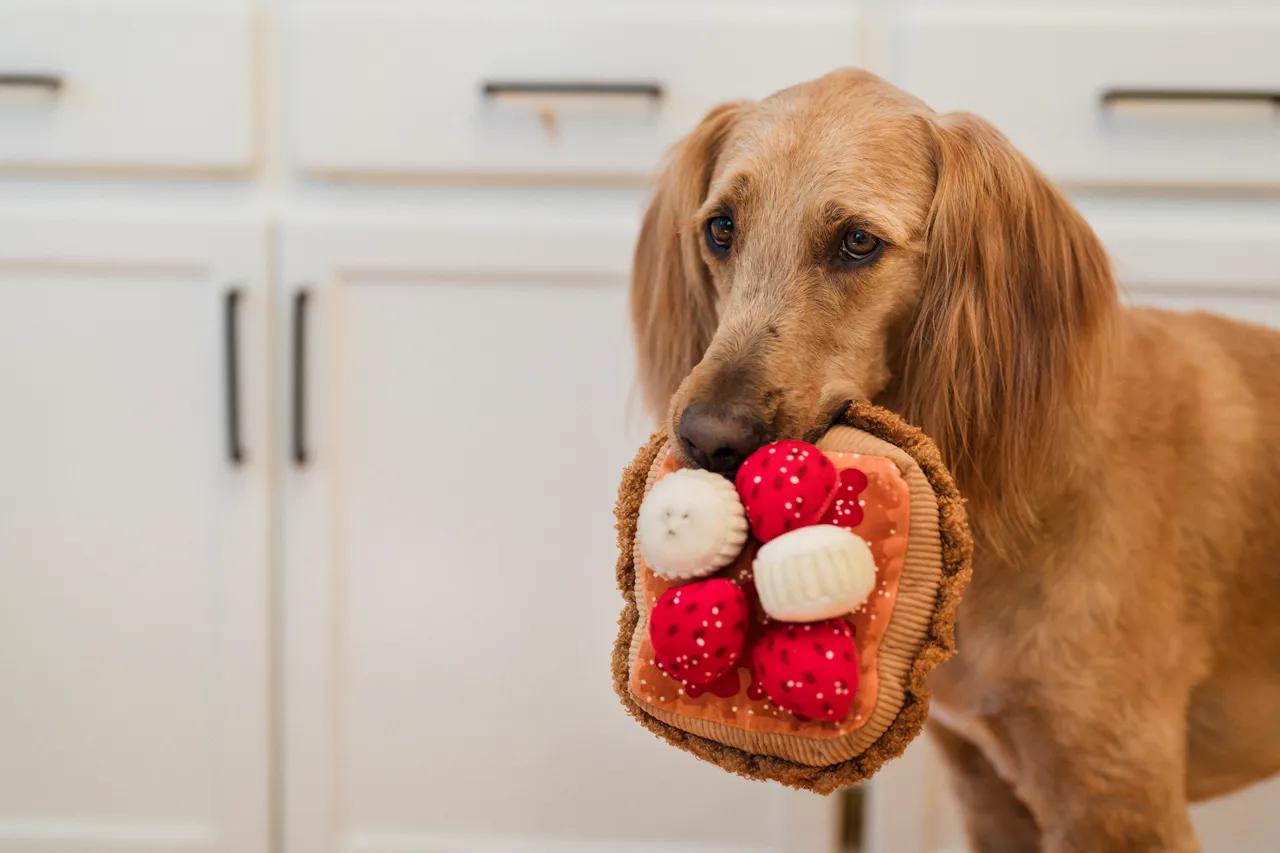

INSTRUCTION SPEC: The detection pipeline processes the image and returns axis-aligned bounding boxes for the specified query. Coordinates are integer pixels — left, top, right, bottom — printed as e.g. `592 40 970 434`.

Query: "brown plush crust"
611 402 973 793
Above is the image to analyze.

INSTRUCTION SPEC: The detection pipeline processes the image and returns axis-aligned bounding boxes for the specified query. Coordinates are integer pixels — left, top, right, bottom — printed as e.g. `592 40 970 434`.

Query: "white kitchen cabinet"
279 215 838 853
904 209 1280 853
1120 215 1280 850
0 2 256 173
2 4 1279 853
895 5 1280 189
1086 203 1280 330
0 217 271 853
285 3 864 179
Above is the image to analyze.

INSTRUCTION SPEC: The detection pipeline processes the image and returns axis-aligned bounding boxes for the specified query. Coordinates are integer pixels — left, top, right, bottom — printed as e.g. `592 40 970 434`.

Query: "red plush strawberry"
743 639 770 701
752 619 860 721
734 440 838 543
819 467 870 530
685 668 742 699
650 578 748 687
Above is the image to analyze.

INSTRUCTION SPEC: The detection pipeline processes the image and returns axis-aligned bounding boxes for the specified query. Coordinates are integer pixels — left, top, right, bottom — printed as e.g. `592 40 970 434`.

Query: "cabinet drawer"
1084 204 1280 293
286 5 862 179
897 7 1280 188
0 2 255 172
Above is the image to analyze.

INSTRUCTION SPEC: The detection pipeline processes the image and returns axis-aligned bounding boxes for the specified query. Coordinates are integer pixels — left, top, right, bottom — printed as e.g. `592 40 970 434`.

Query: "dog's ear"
900 112 1117 541
631 102 742 420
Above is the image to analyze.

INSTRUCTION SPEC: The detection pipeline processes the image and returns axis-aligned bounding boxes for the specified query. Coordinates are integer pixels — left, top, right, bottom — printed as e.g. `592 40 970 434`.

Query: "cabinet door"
1109 212 1280 851
906 208 1280 853
0 217 270 853
281 217 836 853
1093 206 1280 326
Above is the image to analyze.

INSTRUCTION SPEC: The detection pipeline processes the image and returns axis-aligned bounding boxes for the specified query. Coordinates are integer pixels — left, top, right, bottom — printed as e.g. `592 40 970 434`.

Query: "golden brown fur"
629 68 1280 852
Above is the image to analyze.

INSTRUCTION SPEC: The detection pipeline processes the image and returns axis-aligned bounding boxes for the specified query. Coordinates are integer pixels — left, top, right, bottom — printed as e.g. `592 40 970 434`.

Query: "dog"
628 68 1280 852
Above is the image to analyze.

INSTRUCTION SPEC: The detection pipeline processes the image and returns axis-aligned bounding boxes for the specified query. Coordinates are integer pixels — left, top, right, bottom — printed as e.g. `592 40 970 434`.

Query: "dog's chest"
928 650 990 728
927 621 1023 783
929 604 1003 708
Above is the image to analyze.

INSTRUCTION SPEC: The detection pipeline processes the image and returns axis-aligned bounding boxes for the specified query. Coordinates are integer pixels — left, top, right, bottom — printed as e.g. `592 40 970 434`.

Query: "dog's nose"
677 404 763 476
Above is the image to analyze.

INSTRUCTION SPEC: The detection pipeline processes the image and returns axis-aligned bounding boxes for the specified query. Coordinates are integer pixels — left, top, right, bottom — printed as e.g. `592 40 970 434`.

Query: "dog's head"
632 69 1115 531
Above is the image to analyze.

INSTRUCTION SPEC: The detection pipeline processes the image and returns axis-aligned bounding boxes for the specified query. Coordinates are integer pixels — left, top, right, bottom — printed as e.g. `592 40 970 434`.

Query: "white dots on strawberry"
752 619 860 721
734 440 838 543
649 578 749 687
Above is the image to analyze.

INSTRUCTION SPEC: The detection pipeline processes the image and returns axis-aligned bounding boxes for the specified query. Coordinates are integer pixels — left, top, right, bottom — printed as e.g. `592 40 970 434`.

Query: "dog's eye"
705 216 734 253
839 229 881 263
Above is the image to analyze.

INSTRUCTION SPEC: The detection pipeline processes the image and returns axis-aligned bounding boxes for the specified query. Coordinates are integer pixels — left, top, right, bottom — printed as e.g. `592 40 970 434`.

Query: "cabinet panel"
908 211 1280 853
897 6 1280 188
1128 290 1280 326
286 4 862 178
0 2 255 172
0 218 269 853
281 218 836 853
1086 212 1280 853
1093 209 1280 322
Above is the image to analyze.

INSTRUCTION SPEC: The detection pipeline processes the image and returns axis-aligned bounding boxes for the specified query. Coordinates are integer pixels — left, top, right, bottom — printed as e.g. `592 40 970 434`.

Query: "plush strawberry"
742 638 770 702
650 578 748 687
818 467 870 531
734 440 838 543
685 668 742 700
752 619 860 721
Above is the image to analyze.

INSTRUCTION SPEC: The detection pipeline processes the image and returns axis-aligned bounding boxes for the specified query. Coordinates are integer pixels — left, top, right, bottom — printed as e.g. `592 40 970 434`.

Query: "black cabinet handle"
0 72 63 92
1102 88 1280 107
292 289 311 466
482 80 663 99
223 289 245 465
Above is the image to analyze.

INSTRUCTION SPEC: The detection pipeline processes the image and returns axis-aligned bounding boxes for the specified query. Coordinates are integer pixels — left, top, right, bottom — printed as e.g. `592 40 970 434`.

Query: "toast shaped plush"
612 403 972 793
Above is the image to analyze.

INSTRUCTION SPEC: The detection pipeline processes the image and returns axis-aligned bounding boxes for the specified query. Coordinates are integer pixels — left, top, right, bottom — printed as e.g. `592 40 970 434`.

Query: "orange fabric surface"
629 449 912 739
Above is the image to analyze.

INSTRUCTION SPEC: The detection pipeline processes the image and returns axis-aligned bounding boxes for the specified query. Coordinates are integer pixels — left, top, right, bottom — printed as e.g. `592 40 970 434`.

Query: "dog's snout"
677 404 765 476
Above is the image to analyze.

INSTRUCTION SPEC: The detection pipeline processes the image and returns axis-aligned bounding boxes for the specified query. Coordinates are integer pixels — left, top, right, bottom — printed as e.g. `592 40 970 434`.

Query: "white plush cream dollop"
637 469 748 581
753 524 876 622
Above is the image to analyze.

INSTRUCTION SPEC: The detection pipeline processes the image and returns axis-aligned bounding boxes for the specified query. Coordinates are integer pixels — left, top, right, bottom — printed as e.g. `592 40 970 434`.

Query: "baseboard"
343 832 774 853
0 819 213 852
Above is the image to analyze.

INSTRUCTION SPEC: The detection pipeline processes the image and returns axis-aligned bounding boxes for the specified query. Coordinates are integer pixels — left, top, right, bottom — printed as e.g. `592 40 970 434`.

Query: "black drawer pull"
1102 89 1280 107
0 72 63 92
292 289 311 466
224 289 245 465
482 80 663 99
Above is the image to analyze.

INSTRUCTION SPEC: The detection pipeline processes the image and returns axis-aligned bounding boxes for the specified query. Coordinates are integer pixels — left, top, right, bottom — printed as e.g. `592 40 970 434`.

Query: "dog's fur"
630 68 1280 852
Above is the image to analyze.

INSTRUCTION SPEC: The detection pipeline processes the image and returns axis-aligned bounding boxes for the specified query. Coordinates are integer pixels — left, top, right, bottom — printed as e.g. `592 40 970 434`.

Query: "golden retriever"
629 68 1280 852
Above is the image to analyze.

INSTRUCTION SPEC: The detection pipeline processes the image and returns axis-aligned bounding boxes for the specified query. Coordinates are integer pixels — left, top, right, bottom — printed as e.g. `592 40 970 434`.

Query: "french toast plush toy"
612 403 972 793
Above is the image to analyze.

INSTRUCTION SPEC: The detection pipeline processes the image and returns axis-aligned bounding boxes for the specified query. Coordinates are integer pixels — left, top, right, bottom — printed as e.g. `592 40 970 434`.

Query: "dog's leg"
930 722 1041 853
995 697 1199 853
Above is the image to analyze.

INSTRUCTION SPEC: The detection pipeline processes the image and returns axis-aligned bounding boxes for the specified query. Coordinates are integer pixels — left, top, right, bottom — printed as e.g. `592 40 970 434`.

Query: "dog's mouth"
666 397 855 475
802 399 854 444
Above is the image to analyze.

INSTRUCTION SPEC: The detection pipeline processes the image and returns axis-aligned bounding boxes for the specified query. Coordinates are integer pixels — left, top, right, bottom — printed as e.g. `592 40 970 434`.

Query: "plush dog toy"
612 403 972 793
